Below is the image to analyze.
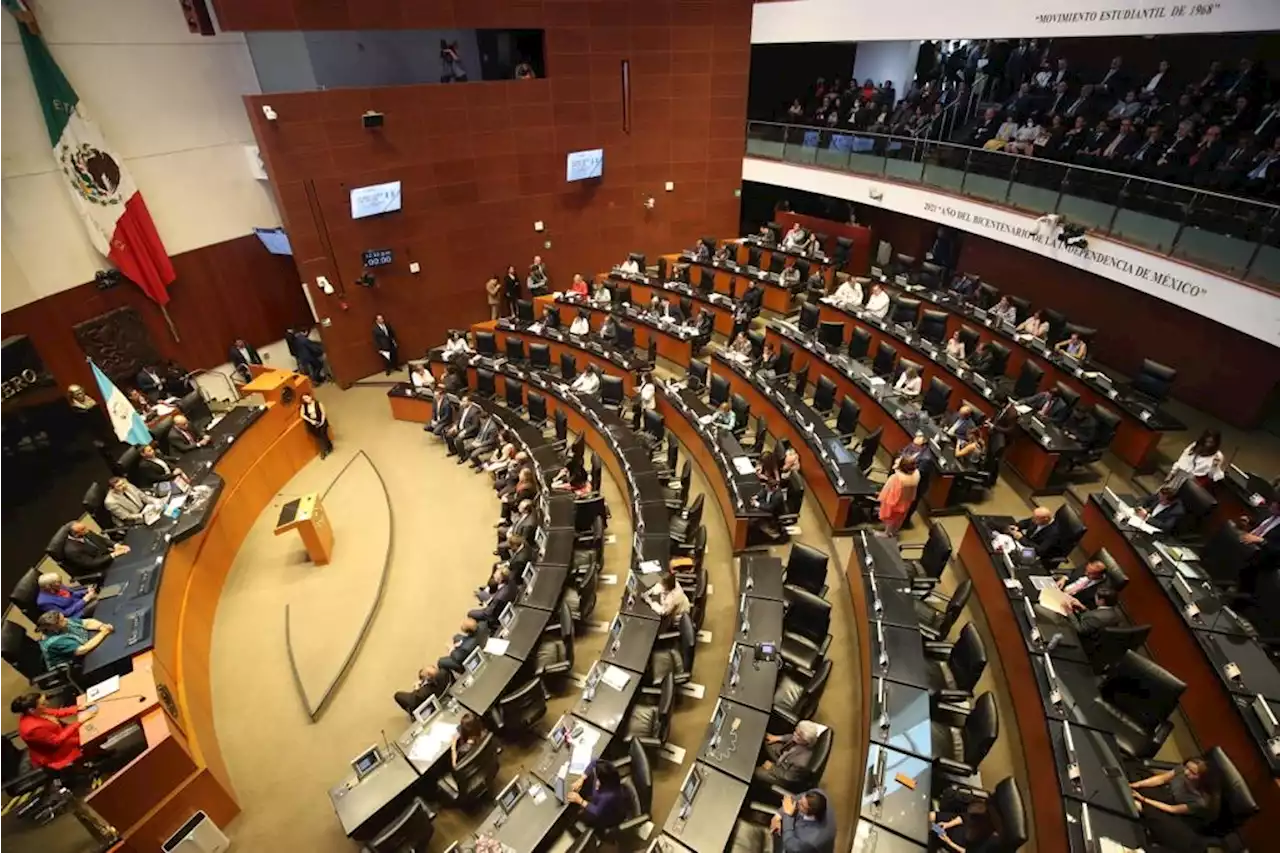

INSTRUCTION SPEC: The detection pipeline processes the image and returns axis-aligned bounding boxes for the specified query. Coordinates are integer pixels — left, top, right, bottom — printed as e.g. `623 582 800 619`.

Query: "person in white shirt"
991 296 1017 325
782 224 810 252
619 257 641 274
527 255 548 293
945 331 966 360
569 310 591 337
829 277 864 310
1017 311 1050 339
409 364 432 389
592 279 612 306
644 573 691 626
632 370 657 429
864 284 891 320
1170 429 1225 486
894 366 922 397
779 261 801 290
443 331 471 357
571 365 601 396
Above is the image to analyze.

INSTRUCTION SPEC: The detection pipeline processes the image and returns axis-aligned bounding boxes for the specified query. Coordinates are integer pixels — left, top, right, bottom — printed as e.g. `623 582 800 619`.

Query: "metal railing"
745 120 1280 292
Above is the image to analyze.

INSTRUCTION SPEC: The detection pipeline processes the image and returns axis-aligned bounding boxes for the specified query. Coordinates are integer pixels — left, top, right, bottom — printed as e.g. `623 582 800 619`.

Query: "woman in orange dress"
877 454 920 537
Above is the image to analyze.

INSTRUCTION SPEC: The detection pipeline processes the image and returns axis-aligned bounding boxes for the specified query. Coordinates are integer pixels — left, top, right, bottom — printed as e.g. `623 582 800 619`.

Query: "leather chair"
1005 360 1044 399
792 366 809 397
505 337 526 364
975 282 999 309
1095 651 1184 758
529 343 551 371
564 563 599 626
811 376 836 415
555 409 569 444
533 601 575 681
1008 296 1032 323
914 578 972 642
600 375 624 409
362 797 435 853
560 352 577 381
774 345 794 377
491 677 547 733
616 323 636 353
436 731 500 806
45 523 105 584
917 310 949 343
956 326 981 355
761 725 833 794
1067 404 1121 469
931 691 999 782
985 341 1011 377
624 672 674 751
833 396 860 442
1175 477 1218 539
924 623 988 702
475 331 497 355
891 297 921 326
9 569 45 624
871 342 898 377
785 543 829 598
1041 504 1086 569
1090 548 1129 593
771 658 832 731
1 733 59 824
177 390 212 424
116 446 142 482
149 416 174 454
1042 308 1067 343
2 622 76 705
590 454 604 492
1131 359 1177 402
575 495 607 542
847 327 872 361
505 381 524 412
855 427 882 475
664 461 693 513
527 391 548 429
602 738 655 845
82 482 116 532
1130 747 1258 847
1053 381 1080 417
953 449 1001 503
769 254 786 274
780 585 832 676
688 360 709 389
1199 522 1254 590
1085 624 1150 672
797 302 820 333
921 378 953 418
709 374 730 408
991 777 1029 851
656 439 679 479
731 394 751 440
476 369 496 398
914 261 943 289
747 416 769 455
900 521 953 587
648 613 696 686
669 494 705 546
673 523 708 565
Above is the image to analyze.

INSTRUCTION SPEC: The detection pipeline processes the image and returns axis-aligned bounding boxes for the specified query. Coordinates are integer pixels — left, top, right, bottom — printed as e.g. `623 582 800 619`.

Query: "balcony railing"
745 120 1280 292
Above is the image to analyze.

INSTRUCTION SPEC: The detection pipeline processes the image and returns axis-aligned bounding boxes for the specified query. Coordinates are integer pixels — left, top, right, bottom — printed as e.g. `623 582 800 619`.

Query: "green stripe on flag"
6 9 78 146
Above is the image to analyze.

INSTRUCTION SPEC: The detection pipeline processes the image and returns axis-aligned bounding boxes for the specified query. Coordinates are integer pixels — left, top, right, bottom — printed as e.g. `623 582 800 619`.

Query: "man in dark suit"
1125 125 1164 171
465 416 501 467
228 339 262 383
59 522 128 578
373 314 398 375
741 280 765 317
1063 405 1098 446
967 108 1002 147
1056 557 1110 610
1044 81 1071 119
1153 120 1198 178
393 662 451 717
135 365 165 401
966 341 997 377
168 415 210 453
751 479 788 543
1095 117 1140 163
133 445 183 490
1073 586 1124 657
1063 84 1099 122
436 617 491 673
467 566 520 629
1009 507 1062 560
1135 486 1187 534
1022 387 1069 423
1095 56 1129 98
1239 499 1280 594
427 383 455 436
445 395 481 458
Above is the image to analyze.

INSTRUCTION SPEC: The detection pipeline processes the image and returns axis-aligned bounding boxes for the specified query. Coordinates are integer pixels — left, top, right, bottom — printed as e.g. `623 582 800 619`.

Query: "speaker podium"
273 492 334 565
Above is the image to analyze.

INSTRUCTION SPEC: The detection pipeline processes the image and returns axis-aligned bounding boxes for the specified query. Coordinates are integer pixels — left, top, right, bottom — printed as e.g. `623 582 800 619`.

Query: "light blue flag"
90 359 153 446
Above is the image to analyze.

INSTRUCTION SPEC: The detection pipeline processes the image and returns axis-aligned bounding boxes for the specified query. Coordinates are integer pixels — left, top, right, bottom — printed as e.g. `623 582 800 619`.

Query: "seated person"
729 332 754 359
568 760 628 829
770 790 835 853
527 256 548 293
757 224 777 246
756 449 782 488
409 364 432 390
945 405 978 442
591 279 612 306
393 663 452 716
643 572 691 625
61 521 129 577
1129 757 1221 851
569 273 590 297
104 476 161 525
715 242 735 262
619 256 641 275
11 691 97 773
944 331 966 360
949 273 979 300
1016 310 1050 339
1055 556 1110 609
990 296 1018 325
755 720 822 788
710 400 736 432
464 417 502 467
1134 485 1186 533
1055 331 1088 360
864 283 891 320
168 414 210 452
542 305 561 330
36 574 97 619
133 444 184 490
448 713 486 768
468 567 519 628
569 309 592 337
955 424 989 463
1062 405 1098 445
692 309 714 352
428 385 455 437
780 260 802 290
692 240 711 262
1008 506 1063 560
781 223 810 251
36 611 113 670
1022 386 1068 423
966 341 996 376
571 364 602 396
781 446 801 478
443 330 471 357
506 531 536 578
437 617 490 673
894 365 922 397
931 799 1002 853
659 298 684 323
1073 585 1123 656
599 314 619 342
751 479 789 543
482 440 519 476
828 276 864 309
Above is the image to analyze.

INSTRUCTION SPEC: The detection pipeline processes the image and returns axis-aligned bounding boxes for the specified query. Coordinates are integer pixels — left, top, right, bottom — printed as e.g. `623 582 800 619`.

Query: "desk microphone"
86 693 149 705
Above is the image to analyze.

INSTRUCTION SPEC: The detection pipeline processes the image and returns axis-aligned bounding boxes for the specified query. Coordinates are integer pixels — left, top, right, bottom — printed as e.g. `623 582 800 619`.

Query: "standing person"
373 315 398 375
299 392 332 459
527 255 548 295
632 369 656 430
485 275 502 321
877 455 920 537
503 265 522 316
228 338 262 383
1168 429 1225 489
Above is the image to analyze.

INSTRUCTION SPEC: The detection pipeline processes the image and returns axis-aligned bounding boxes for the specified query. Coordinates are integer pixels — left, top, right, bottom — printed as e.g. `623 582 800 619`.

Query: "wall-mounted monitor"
566 149 603 182
253 227 293 255
350 180 402 218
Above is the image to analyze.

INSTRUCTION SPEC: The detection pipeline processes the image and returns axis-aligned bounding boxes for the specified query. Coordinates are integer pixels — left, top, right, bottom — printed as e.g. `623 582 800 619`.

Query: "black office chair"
572 518 603 580
560 352 577 381
176 389 212 425
871 342 898 377
1 622 76 707
1008 296 1032 323
956 326 981 355
616 323 635 353
769 254 786 274
664 461 693 513
1095 651 1184 758
1003 361 1044 399
1053 381 1080 418
645 339 658 366
1198 522 1255 590
758 724 833 794
889 253 916 277
669 493 704 546
688 359 709 390
900 521 953 587
792 365 808 397
587 738 654 847
648 612 696 686
917 309 949 343
747 246 763 268
533 601 575 682
1130 359 1176 402
747 331 765 357
975 282 999 309
890 297 921 326
1085 624 1150 673
730 394 751 440
746 415 769 455
491 677 547 734
624 672 674 751
505 381 524 412
149 416 174 454
476 368 496 398
779 585 832 676
914 578 972 642
1089 548 1129 594
554 409 569 445
116 446 142 482
1066 404 1121 469
855 427 882 475
923 622 987 703
527 391 548 429
921 377 953 418
953 448 1001 503
1174 477 1218 540
475 331 497 355
915 262 943 289
1 733 61 825
709 374 730 407
529 343 551 371
9 569 44 624
931 690 999 783
985 341 1011 377
1042 308 1067 343
833 236 853 267
1041 503 1086 569
44 523 105 584
600 375 624 409
811 376 836 415
436 731 500 806
672 522 708 565
1128 746 1259 849
833 396 860 442
770 658 832 732
798 302 820 333
565 563 599 627
362 797 435 853
505 337 526 364
784 543 829 598
656 436 679 479
847 327 872 361
774 345 794 377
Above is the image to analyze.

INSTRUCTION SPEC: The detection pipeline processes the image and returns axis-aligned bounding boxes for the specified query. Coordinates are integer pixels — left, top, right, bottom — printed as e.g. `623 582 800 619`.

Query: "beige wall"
0 0 279 312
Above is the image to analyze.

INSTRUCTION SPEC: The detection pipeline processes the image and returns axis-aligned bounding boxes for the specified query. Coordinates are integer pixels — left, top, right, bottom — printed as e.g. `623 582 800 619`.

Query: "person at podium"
228 338 262 383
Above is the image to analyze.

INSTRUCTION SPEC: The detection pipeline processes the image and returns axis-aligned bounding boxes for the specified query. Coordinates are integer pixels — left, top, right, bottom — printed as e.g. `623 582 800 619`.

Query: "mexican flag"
7 6 175 304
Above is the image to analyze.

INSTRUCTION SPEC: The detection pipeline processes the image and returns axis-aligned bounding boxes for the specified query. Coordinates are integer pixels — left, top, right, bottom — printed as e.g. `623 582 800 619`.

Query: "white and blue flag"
90 359 152 446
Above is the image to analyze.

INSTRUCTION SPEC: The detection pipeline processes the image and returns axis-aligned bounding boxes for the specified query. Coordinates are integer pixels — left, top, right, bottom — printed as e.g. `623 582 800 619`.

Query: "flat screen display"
566 149 603 181
253 227 292 255
350 180 402 218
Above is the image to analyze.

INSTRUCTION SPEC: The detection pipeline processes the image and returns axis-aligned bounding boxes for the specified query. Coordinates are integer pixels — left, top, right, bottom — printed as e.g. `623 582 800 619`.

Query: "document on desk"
637 559 664 575
1038 585 1074 617
732 456 756 476
484 638 511 656
1125 515 1160 535
601 665 632 691
87 675 121 703
1097 838 1141 853
1014 404 1032 415
409 721 458 762
699 414 714 425
1028 575 1058 591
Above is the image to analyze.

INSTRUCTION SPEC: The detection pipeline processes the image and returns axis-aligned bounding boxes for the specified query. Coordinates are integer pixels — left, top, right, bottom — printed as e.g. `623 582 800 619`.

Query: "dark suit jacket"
449 621 491 663
455 405 482 438
742 286 764 316
136 369 164 399
508 545 535 579
1138 493 1186 533
228 344 262 369
134 455 180 488
757 486 786 520
63 532 114 575
1075 605 1124 657
1060 568 1106 609
1025 392 1068 423
1017 517 1064 559
373 323 397 351
432 396 455 427
662 304 684 323
169 424 206 454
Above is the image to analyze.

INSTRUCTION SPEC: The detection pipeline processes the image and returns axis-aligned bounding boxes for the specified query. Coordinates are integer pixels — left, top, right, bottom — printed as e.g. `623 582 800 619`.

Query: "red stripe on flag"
107 193 175 306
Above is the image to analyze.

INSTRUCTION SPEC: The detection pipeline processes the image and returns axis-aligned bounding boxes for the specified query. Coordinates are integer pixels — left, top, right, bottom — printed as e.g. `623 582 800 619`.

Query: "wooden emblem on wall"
74 307 161 386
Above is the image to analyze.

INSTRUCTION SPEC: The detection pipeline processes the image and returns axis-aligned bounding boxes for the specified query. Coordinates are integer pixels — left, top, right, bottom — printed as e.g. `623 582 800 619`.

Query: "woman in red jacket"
11 692 95 770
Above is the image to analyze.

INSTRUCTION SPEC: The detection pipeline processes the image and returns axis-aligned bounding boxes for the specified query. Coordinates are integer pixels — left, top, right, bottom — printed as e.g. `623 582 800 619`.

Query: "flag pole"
160 304 181 343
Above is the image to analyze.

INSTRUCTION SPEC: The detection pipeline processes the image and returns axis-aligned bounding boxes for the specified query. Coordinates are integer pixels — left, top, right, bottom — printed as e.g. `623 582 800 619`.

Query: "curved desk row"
602 274 738 339
735 236 838 288
1078 491 1280 847
869 275 1184 471
82 389 317 851
808 304 1085 495
477 320 639 394
709 351 876 533
959 514 1190 853
534 294 697 368
661 253 795 315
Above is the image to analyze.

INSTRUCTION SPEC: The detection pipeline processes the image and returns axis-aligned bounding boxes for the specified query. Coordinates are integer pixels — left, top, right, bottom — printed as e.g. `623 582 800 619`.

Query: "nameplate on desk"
870 266 883 278
894 275 908 286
